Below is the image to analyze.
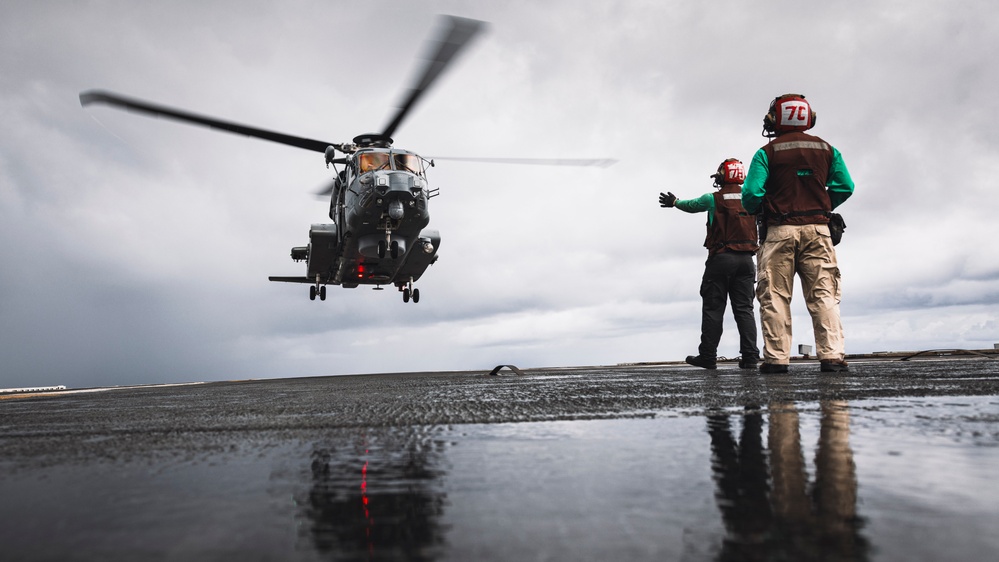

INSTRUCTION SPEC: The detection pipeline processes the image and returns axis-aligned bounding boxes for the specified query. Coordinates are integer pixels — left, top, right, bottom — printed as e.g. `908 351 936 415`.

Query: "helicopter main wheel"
319 286 327 301
309 286 317 301
377 240 387 259
401 282 420 304
390 240 400 259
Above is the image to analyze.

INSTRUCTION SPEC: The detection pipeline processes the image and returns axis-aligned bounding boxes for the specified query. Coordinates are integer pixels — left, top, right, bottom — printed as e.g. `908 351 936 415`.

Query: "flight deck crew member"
742 93 855 374
660 158 760 370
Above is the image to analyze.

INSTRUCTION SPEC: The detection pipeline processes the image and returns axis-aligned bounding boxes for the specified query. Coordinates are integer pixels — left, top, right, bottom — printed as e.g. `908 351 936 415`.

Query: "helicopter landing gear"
310 276 327 301
400 280 420 304
377 232 402 259
377 230 392 259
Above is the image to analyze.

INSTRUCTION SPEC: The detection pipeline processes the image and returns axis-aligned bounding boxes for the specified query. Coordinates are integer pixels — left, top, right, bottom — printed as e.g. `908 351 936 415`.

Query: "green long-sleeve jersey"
674 193 719 224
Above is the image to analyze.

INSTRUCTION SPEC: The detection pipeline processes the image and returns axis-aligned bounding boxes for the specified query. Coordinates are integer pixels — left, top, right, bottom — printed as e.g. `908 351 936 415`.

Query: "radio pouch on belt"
828 212 846 246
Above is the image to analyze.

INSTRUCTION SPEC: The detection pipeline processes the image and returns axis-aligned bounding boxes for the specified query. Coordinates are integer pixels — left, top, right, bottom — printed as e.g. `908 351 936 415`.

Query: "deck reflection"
708 401 869 561
297 426 449 561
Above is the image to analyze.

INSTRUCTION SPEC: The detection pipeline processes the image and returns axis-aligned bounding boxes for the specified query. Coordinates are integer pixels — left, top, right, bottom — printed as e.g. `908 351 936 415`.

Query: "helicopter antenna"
381 15 487 140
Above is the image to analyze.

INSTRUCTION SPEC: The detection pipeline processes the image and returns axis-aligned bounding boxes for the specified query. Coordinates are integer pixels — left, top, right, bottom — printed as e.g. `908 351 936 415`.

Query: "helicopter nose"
388 199 405 220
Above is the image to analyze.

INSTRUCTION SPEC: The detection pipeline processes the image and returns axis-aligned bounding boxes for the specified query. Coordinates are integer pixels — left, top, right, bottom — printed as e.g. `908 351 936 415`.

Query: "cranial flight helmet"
763 93 816 137
711 158 746 187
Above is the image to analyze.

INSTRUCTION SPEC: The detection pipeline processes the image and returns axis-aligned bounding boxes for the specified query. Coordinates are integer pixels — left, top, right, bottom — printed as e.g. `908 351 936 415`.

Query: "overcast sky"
2 0 998 388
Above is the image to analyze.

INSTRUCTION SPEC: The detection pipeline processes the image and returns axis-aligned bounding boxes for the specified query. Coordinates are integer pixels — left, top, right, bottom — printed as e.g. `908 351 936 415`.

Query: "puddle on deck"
2 395 997 561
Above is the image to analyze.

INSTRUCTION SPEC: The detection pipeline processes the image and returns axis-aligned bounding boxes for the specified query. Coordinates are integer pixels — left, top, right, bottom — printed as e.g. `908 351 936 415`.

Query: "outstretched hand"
659 192 677 208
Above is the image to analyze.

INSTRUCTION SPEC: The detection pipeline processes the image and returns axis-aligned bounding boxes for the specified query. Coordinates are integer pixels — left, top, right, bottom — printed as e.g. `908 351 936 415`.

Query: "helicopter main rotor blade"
314 156 618 197
80 90 337 154
381 15 487 140
427 156 618 168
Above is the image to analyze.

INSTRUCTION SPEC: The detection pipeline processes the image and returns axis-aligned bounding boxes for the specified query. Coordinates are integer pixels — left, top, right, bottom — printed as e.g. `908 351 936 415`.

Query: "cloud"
2 0 999 388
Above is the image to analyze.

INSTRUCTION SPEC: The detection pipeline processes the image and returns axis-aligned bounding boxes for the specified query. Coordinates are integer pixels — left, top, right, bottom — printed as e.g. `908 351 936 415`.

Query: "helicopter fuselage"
271 146 441 302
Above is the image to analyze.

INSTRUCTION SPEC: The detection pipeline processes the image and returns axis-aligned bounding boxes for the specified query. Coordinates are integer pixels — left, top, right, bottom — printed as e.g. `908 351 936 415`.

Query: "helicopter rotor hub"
352 133 393 149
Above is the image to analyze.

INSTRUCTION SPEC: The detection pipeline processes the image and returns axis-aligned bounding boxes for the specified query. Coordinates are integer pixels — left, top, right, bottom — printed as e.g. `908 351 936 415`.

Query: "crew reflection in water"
297 427 449 561
707 401 869 561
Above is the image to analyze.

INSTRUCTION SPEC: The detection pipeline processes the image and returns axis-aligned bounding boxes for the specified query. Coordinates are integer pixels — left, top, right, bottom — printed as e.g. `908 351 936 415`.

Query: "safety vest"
761 131 834 226
706 184 759 255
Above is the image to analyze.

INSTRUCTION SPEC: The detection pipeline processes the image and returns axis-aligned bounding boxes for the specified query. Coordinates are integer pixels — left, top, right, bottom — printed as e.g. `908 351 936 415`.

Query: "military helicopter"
80 16 613 303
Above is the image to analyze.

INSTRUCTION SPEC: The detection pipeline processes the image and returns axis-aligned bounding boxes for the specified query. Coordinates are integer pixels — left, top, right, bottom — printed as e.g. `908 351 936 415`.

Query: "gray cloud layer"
2 1 998 388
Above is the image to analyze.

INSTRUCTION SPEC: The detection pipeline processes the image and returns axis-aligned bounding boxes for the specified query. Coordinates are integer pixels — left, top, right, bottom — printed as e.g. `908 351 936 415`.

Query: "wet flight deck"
2 357 998 561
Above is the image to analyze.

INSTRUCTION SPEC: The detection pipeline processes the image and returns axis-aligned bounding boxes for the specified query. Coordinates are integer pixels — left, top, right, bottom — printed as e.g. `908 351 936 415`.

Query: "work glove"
659 192 677 208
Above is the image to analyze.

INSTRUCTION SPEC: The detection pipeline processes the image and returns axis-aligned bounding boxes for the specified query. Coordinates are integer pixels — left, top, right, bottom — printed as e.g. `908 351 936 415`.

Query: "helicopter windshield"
393 153 423 175
357 152 390 173
356 151 424 175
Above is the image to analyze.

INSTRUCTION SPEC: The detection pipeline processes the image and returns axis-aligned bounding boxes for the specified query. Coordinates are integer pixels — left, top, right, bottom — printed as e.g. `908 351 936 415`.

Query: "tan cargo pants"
756 224 845 364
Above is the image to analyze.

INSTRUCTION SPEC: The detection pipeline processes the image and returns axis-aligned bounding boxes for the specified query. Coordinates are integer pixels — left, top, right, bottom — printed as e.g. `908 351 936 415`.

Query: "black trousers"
698 251 759 359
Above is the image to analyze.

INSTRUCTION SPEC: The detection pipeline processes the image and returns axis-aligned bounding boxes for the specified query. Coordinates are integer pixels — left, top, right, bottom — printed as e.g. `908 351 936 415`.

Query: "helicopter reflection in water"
707 401 869 561
297 427 450 561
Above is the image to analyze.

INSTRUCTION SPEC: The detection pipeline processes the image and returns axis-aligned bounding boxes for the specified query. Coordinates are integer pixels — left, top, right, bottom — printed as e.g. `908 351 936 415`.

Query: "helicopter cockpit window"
393 153 423 175
357 152 390 173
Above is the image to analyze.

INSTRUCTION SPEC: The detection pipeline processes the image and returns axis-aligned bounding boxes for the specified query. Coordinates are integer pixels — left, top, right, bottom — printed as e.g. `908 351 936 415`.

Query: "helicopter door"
335 167 353 239
329 169 348 221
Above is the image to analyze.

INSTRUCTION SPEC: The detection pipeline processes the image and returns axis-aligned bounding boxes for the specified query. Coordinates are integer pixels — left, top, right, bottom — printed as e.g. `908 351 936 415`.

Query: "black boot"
739 355 759 369
759 362 788 374
685 355 717 370
820 359 850 373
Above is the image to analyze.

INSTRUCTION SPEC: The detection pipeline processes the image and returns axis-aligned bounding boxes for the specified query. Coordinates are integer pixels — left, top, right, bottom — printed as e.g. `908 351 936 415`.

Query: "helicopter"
80 16 613 303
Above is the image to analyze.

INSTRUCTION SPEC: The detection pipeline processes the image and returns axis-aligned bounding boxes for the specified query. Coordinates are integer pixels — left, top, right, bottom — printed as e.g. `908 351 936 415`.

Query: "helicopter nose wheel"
378 233 401 259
